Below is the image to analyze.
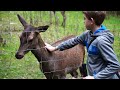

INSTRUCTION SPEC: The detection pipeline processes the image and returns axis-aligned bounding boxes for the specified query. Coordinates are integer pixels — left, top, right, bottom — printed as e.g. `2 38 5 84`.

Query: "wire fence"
0 11 120 79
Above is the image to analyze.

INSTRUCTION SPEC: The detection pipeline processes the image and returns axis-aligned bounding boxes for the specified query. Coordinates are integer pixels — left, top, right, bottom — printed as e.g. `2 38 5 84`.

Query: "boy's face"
84 15 94 30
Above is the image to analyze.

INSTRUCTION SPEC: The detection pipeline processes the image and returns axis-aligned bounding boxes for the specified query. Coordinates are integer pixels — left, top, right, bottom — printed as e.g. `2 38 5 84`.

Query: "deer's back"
50 35 85 73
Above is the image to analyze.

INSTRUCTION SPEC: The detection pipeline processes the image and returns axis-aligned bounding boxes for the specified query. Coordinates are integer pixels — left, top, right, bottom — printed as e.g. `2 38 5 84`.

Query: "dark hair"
83 11 106 26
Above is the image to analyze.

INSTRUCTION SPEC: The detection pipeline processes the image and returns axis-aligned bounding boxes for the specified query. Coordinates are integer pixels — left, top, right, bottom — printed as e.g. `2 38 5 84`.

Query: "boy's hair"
83 11 106 26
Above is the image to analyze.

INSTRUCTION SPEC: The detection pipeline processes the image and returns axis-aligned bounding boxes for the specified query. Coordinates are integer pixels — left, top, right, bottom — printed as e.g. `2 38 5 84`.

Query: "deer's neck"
31 35 51 62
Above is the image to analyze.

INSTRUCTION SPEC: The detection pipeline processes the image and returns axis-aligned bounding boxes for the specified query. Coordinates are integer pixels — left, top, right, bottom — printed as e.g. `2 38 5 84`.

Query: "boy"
45 11 120 79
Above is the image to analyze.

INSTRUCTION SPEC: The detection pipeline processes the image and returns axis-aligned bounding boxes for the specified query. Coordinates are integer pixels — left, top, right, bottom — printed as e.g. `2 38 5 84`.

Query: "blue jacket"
57 25 120 79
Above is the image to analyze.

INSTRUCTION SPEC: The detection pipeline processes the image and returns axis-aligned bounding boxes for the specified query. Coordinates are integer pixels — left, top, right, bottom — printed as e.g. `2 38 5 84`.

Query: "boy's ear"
36 25 49 32
91 18 95 23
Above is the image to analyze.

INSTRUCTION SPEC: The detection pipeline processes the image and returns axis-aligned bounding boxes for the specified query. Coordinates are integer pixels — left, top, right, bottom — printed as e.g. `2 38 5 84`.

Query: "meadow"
0 11 120 79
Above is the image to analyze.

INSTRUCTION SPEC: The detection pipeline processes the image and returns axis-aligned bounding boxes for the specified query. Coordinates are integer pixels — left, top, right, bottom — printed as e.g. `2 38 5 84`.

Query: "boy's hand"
45 43 57 52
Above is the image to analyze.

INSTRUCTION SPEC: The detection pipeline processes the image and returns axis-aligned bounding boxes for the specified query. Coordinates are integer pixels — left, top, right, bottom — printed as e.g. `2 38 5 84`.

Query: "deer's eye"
26 39 32 43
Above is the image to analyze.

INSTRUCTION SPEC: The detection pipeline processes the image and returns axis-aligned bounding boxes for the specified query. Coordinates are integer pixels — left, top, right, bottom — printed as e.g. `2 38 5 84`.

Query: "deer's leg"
70 70 78 79
52 75 66 79
52 73 66 79
79 64 87 77
59 73 67 79
60 76 66 79
44 73 53 79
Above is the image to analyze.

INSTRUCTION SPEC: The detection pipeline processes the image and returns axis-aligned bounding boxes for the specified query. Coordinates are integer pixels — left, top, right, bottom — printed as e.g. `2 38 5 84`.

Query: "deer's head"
15 14 49 59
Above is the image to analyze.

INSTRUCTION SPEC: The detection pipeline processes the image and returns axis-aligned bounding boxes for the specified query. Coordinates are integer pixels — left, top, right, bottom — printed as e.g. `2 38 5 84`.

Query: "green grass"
0 11 120 79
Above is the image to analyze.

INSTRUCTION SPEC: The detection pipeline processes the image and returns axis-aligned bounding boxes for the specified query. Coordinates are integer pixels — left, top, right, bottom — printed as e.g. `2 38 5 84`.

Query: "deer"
15 14 85 79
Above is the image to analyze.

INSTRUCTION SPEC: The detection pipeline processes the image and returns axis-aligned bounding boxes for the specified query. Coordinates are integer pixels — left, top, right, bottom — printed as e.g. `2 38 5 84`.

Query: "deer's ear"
17 14 28 28
36 25 49 32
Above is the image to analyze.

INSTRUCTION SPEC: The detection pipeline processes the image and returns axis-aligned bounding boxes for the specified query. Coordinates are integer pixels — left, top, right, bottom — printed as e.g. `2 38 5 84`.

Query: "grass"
0 11 120 79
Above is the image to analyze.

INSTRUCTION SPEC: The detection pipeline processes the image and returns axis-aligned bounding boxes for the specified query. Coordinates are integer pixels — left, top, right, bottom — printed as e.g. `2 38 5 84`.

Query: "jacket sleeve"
94 39 120 79
57 32 86 51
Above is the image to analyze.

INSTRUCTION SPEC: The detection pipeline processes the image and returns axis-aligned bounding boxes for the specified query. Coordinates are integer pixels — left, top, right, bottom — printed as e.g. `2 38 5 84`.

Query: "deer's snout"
15 52 24 59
